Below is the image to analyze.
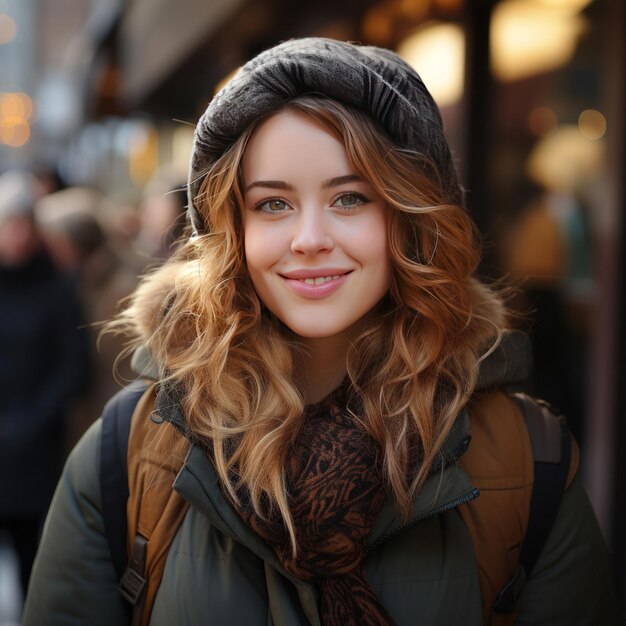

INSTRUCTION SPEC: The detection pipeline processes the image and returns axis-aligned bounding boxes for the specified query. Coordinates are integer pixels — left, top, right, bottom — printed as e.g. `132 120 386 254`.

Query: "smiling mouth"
299 275 343 285
280 270 352 298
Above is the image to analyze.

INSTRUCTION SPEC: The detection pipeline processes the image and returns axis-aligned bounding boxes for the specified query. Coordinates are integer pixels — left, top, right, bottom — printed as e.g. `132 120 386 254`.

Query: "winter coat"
23 332 619 625
0 251 90 516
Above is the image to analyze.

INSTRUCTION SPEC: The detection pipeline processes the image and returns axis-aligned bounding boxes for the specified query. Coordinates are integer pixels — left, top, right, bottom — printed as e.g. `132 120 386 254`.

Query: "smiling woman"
23 38 617 626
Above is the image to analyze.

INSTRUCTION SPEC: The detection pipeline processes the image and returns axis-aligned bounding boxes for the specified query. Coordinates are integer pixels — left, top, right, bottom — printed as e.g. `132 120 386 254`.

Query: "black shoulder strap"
100 380 149 582
492 394 572 615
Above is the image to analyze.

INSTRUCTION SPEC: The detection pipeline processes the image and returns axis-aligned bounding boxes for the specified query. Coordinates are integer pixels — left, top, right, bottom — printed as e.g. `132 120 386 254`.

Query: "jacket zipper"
366 487 480 554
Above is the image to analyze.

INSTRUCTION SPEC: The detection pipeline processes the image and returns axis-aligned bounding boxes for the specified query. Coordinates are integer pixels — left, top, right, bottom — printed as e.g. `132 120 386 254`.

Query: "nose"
290 209 334 255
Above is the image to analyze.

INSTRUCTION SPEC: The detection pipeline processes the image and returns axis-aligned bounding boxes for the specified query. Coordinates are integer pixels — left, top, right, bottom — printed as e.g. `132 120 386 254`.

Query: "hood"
475 329 531 391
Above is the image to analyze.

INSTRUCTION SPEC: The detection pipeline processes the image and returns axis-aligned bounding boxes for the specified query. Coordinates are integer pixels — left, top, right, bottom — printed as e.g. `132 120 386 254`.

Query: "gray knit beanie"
188 37 461 233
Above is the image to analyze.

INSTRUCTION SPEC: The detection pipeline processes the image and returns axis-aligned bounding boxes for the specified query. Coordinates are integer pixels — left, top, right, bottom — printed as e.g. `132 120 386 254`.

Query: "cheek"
243 221 262 271
369 220 393 292
353 212 390 268
244 220 279 277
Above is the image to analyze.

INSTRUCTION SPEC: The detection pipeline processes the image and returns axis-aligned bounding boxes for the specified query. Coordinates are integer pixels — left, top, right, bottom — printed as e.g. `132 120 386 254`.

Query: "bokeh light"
0 118 30 147
0 92 33 119
527 125 604 191
491 0 587 81
397 22 465 107
0 93 34 147
129 124 159 185
578 109 606 140
17 92 34 120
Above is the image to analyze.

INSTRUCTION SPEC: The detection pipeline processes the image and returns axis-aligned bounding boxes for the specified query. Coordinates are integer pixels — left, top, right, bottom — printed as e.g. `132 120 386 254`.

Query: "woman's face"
242 109 391 341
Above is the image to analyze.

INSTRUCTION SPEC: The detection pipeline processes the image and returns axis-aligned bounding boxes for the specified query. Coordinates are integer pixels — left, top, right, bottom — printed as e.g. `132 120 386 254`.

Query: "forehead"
241 110 354 185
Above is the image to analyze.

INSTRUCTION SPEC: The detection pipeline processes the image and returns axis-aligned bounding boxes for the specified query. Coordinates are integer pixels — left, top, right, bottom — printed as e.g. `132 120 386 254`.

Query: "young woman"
23 38 617 625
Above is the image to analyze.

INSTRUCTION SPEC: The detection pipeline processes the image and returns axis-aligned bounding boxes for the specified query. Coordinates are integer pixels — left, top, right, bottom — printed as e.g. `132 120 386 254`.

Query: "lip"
279 268 352 299
279 268 352 280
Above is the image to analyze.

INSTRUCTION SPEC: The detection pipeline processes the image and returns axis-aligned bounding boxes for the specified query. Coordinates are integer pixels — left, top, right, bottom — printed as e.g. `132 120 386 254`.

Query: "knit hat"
188 37 462 233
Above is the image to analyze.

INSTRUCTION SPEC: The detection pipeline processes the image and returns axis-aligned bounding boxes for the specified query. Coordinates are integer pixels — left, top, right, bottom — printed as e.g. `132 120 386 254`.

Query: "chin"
281 317 362 341
286 326 340 340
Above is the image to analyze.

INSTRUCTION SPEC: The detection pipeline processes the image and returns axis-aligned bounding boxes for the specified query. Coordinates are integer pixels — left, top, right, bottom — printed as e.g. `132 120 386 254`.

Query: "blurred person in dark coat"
0 171 90 596
36 187 140 447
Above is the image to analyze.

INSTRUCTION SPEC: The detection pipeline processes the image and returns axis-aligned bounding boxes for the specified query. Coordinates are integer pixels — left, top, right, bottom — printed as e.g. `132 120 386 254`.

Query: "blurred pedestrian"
0 171 90 597
36 187 140 446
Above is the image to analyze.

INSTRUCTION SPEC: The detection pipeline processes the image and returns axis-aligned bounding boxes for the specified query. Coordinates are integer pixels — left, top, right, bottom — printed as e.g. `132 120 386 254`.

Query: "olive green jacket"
23 332 619 625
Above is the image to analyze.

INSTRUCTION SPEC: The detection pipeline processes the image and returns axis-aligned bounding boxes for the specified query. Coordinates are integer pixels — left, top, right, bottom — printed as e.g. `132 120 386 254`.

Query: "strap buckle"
119 566 146 605
118 534 148 606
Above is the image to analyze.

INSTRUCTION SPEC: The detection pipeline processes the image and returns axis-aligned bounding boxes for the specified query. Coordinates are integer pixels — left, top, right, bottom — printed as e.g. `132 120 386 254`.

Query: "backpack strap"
101 381 191 626
491 394 576 616
100 380 150 583
120 383 191 626
457 391 579 626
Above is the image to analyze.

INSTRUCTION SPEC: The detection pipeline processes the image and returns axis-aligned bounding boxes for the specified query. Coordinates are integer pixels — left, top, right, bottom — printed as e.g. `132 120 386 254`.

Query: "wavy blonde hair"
113 96 507 553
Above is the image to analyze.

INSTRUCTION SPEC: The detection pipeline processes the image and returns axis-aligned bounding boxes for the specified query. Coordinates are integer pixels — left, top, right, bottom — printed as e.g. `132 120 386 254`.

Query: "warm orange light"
1 93 24 118
361 5 394 45
16 92 33 119
129 126 159 186
0 118 30 147
0 14 16 45
0 92 33 147
398 0 429 20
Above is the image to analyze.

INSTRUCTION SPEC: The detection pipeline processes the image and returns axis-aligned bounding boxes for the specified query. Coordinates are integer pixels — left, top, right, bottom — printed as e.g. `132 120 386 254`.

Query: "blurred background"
0 0 624 621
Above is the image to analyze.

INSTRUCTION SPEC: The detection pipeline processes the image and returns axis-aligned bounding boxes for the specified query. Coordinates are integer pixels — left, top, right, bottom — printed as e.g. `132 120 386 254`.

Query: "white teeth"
301 275 341 285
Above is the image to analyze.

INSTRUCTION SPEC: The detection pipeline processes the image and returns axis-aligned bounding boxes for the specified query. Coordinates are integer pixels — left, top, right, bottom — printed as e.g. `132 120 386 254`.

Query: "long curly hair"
112 96 507 553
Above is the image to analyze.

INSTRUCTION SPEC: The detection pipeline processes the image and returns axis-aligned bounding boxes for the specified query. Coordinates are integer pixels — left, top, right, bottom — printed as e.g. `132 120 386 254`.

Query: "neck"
299 335 351 404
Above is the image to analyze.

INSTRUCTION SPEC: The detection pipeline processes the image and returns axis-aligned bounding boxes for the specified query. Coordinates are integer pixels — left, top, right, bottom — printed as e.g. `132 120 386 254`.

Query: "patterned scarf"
237 386 397 626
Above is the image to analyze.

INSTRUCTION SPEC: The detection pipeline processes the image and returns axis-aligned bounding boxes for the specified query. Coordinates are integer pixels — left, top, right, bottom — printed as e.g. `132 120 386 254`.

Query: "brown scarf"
237 387 397 626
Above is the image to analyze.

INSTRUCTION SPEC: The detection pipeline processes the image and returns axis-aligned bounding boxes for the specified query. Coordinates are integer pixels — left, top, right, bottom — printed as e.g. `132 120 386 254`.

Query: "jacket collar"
170 415 477 573
168 399 476 566
172 445 285 570
367 408 477 551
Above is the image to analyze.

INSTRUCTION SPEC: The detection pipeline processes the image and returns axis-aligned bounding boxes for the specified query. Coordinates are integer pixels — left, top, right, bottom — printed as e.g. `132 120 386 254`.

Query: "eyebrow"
244 174 363 193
